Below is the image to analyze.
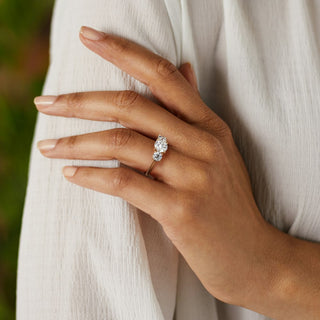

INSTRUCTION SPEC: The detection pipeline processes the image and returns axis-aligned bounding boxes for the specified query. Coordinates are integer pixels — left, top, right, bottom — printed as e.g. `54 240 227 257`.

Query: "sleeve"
16 1 182 319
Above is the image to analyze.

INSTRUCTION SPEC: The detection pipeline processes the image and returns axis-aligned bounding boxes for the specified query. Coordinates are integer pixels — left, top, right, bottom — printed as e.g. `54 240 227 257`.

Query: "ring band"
145 134 168 177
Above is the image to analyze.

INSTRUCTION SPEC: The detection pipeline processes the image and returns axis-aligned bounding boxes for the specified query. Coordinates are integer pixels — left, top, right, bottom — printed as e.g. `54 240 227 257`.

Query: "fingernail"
80 26 105 41
37 139 58 151
34 96 57 108
63 166 78 177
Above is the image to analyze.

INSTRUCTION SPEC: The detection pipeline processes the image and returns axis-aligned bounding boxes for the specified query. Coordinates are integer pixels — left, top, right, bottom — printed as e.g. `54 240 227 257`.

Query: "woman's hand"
34 26 298 317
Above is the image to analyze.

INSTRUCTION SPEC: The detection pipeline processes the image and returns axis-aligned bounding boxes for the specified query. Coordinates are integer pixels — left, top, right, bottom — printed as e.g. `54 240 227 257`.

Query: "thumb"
179 62 199 93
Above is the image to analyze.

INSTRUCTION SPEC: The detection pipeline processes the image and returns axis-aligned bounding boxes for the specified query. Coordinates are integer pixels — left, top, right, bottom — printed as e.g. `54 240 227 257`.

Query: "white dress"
16 0 320 319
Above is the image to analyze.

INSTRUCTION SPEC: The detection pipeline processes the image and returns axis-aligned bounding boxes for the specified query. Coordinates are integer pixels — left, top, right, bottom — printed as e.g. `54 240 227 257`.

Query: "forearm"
243 221 320 319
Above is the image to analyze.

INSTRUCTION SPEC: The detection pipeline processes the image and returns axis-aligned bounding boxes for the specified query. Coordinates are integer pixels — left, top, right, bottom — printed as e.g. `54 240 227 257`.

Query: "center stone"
154 136 168 153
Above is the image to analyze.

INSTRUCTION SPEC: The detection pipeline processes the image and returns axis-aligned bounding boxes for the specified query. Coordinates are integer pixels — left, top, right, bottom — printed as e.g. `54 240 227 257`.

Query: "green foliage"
0 0 54 318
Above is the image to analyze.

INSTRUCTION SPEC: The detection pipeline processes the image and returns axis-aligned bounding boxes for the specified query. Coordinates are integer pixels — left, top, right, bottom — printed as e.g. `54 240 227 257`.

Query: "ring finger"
37 127 196 187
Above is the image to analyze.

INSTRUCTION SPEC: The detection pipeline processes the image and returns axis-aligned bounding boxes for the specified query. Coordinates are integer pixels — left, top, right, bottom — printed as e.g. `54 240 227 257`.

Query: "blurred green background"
0 0 54 318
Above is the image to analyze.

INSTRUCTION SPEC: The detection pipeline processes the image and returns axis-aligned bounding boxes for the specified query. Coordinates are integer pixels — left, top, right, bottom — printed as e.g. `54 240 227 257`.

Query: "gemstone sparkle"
153 152 163 161
154 135 168 153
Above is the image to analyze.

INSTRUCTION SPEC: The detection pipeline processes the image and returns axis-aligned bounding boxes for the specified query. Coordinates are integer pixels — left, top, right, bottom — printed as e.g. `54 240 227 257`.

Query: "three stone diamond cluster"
153 135 168 161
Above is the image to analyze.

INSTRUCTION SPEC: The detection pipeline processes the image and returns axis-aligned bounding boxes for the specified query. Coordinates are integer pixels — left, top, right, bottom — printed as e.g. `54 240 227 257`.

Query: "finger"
179 63 199 93
37 128 197 187
34 90 193 152
62 165 177 224
34 91 216 160
79 26 217 127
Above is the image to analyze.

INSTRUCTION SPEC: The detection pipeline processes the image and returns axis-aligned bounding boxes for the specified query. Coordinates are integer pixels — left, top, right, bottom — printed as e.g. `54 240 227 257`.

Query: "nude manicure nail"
80 26 105 41
34 96 57 107
37 139 58 151
63 166 78 177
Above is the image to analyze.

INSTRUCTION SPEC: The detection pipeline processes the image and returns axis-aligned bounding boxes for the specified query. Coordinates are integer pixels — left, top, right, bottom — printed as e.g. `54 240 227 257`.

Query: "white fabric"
17 0 320 319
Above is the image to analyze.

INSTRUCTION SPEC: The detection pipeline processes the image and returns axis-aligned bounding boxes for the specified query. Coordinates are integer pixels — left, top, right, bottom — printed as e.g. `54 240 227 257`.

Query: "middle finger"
34 90 212 160
79 26 212 125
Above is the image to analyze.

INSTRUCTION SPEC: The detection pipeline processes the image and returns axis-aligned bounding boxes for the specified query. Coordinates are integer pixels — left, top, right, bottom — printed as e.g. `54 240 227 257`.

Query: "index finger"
79 26 216 126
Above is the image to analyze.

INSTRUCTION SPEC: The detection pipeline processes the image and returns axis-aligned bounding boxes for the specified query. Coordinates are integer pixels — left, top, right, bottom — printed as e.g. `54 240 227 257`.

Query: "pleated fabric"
17 1 320 319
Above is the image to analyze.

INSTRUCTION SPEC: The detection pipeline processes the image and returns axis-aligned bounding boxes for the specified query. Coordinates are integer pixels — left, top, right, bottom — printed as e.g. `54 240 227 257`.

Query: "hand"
34 26 287 314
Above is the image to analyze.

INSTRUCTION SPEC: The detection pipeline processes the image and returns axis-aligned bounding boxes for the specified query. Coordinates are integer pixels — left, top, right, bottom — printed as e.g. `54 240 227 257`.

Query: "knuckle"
110 128 133 149
61 92 85 117
196 110 216 127
195 110 232 139
111 168 131 192
222 122 233 139
203 135 224 161
210 117 232 138
155 58 178 79
114 90 139 109
66 92 84 108
66 135 78 151
108 36 131 53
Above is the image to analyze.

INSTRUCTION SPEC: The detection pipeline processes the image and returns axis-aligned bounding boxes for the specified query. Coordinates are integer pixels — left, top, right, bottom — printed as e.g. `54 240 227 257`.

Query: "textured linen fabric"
17 0 320 319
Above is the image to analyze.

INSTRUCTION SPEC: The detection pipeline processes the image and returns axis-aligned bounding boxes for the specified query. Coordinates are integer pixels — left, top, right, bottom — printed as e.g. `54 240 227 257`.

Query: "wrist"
273 234 320 318
236 221 289 313
241 221 320 319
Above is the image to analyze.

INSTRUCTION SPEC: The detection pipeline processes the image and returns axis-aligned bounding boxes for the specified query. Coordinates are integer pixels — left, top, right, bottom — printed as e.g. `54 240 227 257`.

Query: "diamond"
153 152 163 161
154 135 168 153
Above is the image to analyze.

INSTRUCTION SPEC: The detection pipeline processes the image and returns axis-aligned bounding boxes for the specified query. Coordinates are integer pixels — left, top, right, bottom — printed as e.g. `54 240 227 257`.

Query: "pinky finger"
62 165 176 223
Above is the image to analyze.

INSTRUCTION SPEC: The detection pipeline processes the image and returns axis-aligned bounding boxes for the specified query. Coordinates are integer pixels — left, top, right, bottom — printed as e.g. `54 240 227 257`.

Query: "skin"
34 26 320 319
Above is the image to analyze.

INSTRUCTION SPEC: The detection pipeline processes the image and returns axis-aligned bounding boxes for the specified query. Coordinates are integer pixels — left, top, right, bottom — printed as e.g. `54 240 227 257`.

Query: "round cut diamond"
153 151 163 161
154 135 168 153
